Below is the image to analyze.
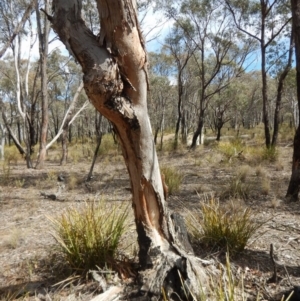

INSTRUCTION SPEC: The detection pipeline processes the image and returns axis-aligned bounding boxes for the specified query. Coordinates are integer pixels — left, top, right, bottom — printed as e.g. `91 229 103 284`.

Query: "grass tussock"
260 177 271 195
160 166 184 195
186 198 262 254
216 139 244 161
221 173 251 199
4 146 22 164
261 146 278 162
48 200 130 275
67 173 79 190
2 228 22 250
221 167 252 200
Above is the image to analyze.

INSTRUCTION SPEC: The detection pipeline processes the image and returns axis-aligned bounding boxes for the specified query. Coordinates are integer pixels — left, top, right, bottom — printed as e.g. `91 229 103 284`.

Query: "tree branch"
0 0 35 59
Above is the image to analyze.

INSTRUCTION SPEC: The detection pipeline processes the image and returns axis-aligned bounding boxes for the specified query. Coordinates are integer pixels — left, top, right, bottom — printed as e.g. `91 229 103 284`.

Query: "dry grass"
1 228 23 250
48 199 130 276
186 198 263 254
261 177 271 195
0 135 296 300
46 170 57 182
161 166 184 195
221 173 251 200
255 165 266 177
67 173 79 190
237 165 251 182
4 146 22 164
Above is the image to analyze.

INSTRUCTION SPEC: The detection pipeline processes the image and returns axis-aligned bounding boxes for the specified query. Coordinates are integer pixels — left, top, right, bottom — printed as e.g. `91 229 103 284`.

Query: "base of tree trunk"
127 213 213 301
285 193 299 202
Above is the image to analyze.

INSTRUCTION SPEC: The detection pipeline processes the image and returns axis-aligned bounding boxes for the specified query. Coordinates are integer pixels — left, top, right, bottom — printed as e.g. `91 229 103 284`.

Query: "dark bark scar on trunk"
105 96 140 130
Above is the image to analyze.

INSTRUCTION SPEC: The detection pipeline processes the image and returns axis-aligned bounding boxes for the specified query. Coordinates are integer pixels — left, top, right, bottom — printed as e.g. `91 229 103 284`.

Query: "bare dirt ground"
1 136 300 301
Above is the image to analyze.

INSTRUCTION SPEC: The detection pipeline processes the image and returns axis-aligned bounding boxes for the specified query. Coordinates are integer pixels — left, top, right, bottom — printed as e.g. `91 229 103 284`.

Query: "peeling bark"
49 0 210 298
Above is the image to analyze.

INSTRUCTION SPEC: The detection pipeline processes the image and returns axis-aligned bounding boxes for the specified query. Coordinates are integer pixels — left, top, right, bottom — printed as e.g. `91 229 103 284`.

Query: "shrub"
48 200 130 275
160 166 184 195
186 198 262 254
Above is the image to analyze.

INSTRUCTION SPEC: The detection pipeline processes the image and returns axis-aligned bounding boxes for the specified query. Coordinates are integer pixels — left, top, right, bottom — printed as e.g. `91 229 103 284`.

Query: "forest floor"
1 131 300 301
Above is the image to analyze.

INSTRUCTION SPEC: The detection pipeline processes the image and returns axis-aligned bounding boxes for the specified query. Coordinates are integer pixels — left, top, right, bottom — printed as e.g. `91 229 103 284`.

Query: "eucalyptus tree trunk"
286 0 300 201
260 6 271 148
86 112 103 181
272 31 293 147
35 0 50 169
59 82 85 165
0 124 6 160
48 0 209 298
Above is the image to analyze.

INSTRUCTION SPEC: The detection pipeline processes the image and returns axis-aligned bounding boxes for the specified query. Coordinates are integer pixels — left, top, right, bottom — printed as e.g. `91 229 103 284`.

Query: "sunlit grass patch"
48 200 130 276
216 139 245 162
160 166 184 195
4 145 22 164
186 198 262 254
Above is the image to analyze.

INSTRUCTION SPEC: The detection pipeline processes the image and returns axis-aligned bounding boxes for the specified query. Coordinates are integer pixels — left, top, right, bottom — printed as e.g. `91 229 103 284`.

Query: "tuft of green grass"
160 166 184 195
186 198 262 254
48 200 130 275
262 146 278 162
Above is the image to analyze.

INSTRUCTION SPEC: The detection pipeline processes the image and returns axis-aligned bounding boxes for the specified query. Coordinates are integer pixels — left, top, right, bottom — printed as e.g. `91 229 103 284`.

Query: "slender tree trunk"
153 127 159 145
49 0 209 297
1 110 26 156
191 109 204 148
216 126 221 141
60 129 69 165
260 2 274 148
0 124 6 160
159 114 164 151
272 33 293 147
174 71 184 149
287 0 300 201
261 46 271 148
0 0 35 59
181 110 187 144
59 83 85 165
87 114 103 181
36 0 50 169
